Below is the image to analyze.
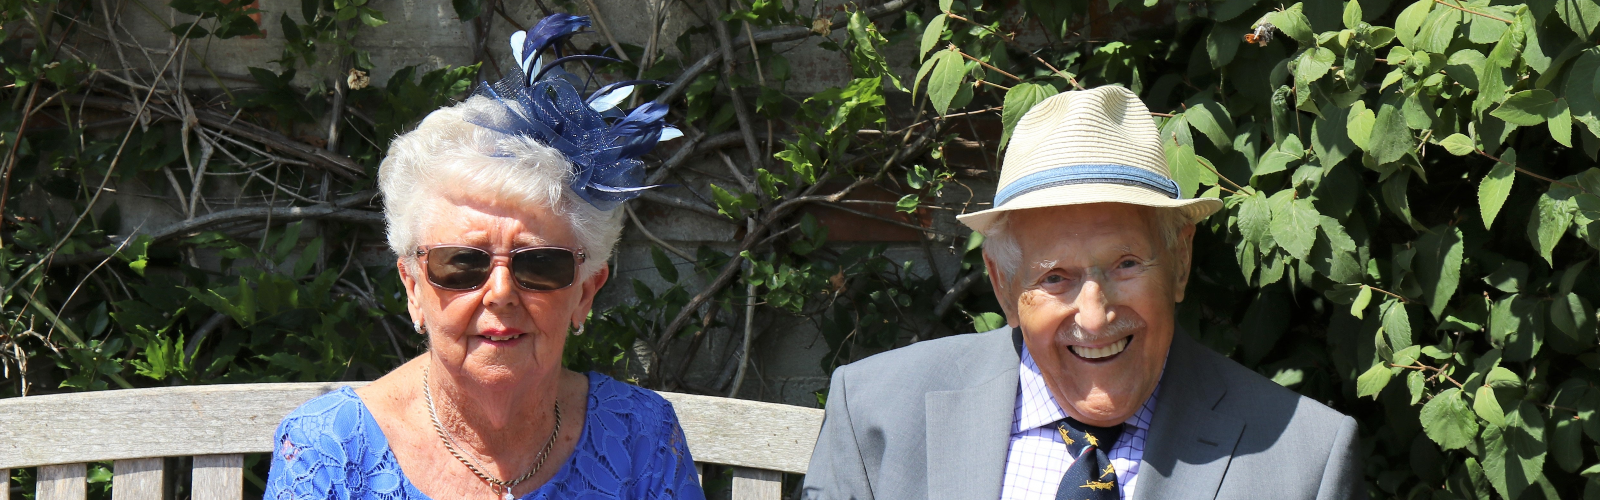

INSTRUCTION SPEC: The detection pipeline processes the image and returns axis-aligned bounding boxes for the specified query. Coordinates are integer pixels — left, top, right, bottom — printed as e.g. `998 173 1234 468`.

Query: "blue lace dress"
264 372 706 500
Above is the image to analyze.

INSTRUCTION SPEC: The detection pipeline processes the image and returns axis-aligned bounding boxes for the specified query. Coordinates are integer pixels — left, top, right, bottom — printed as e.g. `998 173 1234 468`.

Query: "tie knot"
1056 418 1123 456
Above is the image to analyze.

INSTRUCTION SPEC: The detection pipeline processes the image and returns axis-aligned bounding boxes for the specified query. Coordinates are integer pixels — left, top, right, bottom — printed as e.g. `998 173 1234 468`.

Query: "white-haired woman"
264 14 703 500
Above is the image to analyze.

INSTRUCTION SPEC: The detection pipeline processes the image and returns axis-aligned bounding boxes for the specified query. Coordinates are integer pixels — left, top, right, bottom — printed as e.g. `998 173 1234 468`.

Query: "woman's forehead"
420 196 574 246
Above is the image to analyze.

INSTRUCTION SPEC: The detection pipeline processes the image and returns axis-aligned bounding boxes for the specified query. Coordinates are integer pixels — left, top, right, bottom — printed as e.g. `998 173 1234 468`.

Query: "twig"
975 79 1010 91
1434 0 1511 23
703 0 766 179
1388 363 1464 389
655 0 915 105
1363 284 1409 303
953 45 1022 82
623 204 693 261
581 0 629 62
1474 149 1583 191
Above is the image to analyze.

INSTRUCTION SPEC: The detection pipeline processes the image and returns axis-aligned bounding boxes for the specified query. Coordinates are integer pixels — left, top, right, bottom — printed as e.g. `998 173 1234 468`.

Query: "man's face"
985 203 1194 427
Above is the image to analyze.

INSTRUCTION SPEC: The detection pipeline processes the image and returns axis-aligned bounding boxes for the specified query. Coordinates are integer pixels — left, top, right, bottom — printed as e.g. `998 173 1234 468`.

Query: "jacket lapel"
925 329 1020 500
1132 332 1244 500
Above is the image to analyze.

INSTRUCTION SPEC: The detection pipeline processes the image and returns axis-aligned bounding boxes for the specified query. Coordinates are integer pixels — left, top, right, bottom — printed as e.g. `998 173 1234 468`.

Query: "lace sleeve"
635 401 707 500
264 413 349 500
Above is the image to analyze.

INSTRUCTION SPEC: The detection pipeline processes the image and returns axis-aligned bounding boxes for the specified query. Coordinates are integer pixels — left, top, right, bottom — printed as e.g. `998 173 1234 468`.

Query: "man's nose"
1075 279 1116 331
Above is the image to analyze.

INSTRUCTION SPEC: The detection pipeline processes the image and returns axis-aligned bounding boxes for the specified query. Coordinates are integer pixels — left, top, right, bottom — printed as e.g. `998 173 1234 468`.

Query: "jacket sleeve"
801 364 873 500
1314 415 1367 500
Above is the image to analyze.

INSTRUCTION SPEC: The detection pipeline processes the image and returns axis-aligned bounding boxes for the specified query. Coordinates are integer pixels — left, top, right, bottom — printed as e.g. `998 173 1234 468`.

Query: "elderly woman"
263 14 703 500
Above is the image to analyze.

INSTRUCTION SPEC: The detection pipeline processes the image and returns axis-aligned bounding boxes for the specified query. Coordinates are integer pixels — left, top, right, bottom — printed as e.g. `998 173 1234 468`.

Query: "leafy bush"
912 0 1600 497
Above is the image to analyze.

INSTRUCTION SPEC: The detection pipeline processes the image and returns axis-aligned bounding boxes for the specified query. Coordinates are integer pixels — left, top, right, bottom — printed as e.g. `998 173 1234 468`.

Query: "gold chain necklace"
423 364 562 500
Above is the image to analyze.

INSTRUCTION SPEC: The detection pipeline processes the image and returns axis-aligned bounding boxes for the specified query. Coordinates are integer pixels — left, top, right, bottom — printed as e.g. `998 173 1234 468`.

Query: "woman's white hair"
379 95 624 277
982 206 1191 282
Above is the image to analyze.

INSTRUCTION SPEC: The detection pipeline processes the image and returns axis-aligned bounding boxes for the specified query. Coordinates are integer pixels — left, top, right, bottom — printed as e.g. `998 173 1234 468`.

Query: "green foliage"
912 0 1600 496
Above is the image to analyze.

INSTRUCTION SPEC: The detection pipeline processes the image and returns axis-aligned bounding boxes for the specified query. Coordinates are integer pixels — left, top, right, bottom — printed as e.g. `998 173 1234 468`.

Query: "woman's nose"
481 263 520 308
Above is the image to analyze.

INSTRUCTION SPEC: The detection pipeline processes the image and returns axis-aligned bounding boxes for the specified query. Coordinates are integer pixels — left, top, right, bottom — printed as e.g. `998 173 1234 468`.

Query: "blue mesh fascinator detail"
466 13 681 211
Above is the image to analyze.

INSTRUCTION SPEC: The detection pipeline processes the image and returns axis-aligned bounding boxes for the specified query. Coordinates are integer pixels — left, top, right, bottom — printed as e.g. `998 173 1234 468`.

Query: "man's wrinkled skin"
985 203 1196 427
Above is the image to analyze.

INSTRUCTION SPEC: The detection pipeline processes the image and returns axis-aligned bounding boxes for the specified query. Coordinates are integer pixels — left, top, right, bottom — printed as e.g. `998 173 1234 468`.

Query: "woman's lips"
1069 336 1131 360
477 331 526 344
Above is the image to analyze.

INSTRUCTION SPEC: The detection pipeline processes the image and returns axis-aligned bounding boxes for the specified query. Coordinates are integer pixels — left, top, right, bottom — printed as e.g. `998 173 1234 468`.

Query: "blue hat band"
993 164 1181 207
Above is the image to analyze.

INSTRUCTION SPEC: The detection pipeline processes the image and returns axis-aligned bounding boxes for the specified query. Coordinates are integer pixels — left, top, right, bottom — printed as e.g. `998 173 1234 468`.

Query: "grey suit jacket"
801 327 1365 500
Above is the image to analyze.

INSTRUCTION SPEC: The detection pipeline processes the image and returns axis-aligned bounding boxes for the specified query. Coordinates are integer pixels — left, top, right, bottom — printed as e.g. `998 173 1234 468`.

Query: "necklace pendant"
501 487 514 500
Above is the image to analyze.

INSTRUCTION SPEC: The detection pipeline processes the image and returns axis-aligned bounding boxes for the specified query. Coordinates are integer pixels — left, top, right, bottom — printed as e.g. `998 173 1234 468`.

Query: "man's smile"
1069 336 1132 362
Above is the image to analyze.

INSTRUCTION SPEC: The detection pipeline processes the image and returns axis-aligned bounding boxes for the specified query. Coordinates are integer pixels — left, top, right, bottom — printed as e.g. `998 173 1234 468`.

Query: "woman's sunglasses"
414 245 587 292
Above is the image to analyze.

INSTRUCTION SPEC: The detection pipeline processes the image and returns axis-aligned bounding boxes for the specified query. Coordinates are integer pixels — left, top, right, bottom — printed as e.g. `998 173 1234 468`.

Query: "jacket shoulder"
836 328 1015 387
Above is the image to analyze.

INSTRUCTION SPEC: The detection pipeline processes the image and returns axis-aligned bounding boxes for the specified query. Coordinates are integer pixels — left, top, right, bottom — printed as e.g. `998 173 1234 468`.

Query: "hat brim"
955 183 1223 235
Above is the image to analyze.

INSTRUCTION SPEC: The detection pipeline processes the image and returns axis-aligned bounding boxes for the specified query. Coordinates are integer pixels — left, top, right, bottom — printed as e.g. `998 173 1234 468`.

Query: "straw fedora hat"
956 85 1222 234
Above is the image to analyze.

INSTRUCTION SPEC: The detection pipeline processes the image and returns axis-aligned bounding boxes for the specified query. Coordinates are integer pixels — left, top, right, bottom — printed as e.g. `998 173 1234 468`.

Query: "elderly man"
801 86 1363 500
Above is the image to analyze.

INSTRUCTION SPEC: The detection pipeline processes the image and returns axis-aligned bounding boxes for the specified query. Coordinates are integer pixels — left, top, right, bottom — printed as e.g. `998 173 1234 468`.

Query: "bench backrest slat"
0 382 824 478
1 468 8 500
111 459 163 500
192 455 243 500
730 467 782 500
37 464 85 500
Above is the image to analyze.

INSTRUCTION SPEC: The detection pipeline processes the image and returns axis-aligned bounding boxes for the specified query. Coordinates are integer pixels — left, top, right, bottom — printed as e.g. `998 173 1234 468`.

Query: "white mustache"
1057 314 1144 345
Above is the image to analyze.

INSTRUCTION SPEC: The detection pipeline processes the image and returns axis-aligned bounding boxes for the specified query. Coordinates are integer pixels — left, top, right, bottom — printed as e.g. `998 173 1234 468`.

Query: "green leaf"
1205 24 1241 68
1530 187 1577 266
1406 369 1427 405
925 50 966 115
1552 99 1575 148
1165 141 1216 198
1185 99 1236 153
895 194 920 213
651 246 678 283
1312 103 1354 166
1483 402 1547 500
1475 385 1507 427
1295 47 1338 86
1394 345 1422 367
1369 101 1414 165
1565 49 1600 140
1384 299 1414 349
1439 133 1475 156
1420 387 1478 450
1357 361 1395 398
1261 4 1315 45
1491 89 1559 127
359 8 386 26
1346 102 1375 150
999 83 1058 149
1412 7 1462 53
1268 190 1318 260
1552 292 1594 339
1394 0 1433 48
1342 0 1363 29
1415 225 1464 321
919 14 947 62
1352 285 1374 319
1382 170 1425 230
1480 154 1516 230
1556 0 1600 39
970 311 1005 331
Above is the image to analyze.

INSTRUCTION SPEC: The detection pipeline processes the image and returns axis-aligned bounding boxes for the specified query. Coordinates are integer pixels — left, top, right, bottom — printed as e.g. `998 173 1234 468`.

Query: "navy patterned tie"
1054 417 1124 500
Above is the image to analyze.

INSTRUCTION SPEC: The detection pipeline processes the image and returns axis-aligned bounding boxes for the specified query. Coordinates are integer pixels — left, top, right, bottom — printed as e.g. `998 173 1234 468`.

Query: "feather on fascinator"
465 13 682 211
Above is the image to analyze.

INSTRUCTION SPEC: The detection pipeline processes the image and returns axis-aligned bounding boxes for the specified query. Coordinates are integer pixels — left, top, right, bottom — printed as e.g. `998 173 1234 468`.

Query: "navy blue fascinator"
465 13 681 211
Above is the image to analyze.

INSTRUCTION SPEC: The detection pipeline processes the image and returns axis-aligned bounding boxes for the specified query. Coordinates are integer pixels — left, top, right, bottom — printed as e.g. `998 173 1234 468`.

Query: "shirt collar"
1014 342 1160 433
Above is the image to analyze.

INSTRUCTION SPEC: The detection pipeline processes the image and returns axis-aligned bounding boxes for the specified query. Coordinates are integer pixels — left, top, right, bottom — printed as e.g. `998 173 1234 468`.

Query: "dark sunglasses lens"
511 248 577 291
426 247 492 290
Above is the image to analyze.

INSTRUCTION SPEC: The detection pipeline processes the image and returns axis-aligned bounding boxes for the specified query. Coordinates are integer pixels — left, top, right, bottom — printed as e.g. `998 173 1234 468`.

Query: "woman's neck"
426 357 566 461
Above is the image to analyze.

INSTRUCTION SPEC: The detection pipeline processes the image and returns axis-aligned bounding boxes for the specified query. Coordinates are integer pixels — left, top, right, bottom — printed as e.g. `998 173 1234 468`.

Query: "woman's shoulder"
585 372 678 424
275 386 389 457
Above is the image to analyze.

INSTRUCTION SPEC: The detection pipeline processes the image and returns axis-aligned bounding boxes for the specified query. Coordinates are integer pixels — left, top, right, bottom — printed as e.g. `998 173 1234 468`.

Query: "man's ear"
982 251 1020 327
1172 223 1197 303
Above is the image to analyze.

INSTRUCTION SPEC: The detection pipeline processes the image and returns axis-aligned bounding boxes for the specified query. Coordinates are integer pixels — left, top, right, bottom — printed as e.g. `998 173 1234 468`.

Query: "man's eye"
1043 275 1065 284
1117 259 1138 269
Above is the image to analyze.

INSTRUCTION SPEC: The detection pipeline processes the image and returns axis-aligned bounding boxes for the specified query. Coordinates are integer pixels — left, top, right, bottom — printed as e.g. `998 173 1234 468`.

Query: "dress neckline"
345 371 601 500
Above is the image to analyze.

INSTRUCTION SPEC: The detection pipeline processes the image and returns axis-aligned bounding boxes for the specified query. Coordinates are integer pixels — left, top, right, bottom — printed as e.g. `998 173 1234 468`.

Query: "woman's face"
398 195 608 389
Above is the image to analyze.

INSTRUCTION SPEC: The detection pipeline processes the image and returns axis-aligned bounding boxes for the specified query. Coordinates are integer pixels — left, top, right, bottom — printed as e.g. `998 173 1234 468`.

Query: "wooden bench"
0 383 824 500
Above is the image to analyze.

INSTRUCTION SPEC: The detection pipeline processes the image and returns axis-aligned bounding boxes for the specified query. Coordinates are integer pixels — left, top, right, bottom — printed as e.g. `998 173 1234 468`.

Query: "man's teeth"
1071 337 1130 359
484 334 523 341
